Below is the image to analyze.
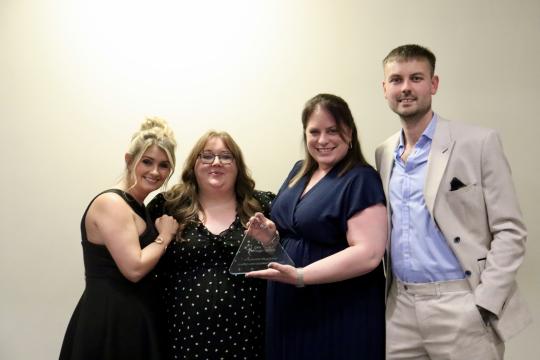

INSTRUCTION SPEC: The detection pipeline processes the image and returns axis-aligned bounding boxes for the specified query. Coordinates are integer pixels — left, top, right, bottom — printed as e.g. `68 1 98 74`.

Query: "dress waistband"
396 278 470 296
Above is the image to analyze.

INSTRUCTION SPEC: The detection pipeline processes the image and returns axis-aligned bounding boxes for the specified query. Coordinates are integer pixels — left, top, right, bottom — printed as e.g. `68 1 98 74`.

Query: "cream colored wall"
1 0 539 358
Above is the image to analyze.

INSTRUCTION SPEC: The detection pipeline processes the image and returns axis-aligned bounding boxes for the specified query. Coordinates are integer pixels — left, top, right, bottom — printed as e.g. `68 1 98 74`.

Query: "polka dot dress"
150 191 274 360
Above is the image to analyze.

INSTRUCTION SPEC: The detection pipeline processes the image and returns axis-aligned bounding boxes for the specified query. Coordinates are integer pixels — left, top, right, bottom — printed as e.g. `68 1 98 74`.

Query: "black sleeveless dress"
59 189 163 360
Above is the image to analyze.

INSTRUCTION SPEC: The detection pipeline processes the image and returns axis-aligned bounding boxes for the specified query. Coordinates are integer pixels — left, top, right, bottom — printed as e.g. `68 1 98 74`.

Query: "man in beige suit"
376 44 531 359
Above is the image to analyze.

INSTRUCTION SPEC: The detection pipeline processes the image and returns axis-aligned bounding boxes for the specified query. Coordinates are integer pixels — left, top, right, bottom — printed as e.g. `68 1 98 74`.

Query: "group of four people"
59 44 529 360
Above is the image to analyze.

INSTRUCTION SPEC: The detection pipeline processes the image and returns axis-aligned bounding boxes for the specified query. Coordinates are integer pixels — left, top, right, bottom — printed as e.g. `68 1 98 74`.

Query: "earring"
349 142 352 149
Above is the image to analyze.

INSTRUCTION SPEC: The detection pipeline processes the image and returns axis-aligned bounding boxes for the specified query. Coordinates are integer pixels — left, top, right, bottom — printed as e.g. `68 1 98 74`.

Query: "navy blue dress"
266 162 386 360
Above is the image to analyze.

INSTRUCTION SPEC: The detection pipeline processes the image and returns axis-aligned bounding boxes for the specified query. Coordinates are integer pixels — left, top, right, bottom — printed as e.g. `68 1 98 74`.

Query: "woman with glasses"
148 130 274 360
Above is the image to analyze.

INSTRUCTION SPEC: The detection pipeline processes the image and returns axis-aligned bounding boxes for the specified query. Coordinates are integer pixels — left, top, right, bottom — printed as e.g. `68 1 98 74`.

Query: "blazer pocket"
445 183 484 219
477 257 486 273
449 182 477 194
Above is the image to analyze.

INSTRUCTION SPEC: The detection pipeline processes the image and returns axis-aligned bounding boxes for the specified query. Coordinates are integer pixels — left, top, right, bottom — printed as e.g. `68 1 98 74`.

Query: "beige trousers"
386 279 504 360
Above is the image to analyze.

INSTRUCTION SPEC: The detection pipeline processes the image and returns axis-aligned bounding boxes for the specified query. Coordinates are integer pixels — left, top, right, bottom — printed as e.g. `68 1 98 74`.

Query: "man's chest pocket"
444 181 484 217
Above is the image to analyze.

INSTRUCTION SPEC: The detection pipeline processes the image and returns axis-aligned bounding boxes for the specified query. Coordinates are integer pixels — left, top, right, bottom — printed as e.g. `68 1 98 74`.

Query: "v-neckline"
197 214 240 237
299 167 334 200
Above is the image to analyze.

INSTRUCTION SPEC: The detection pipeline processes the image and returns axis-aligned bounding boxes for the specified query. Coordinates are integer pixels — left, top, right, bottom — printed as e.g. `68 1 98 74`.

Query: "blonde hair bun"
135 116 176 146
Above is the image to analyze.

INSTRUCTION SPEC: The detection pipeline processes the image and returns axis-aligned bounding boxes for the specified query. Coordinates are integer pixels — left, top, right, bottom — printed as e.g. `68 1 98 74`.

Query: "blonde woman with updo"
59 118 179 360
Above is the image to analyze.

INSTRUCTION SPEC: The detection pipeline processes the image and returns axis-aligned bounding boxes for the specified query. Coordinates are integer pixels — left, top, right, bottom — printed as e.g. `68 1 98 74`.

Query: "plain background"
1 0 539 358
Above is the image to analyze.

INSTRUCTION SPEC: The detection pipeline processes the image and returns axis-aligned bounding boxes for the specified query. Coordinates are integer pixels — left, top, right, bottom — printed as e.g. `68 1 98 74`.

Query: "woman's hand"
245 262 299 286
247 203 387 286
89 193 180 283
246 212 277 247
155 215 179 245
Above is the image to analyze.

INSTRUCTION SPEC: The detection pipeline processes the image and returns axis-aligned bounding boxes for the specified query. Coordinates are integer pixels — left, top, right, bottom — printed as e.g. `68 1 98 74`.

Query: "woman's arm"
246 203 387 285
87 193 178 282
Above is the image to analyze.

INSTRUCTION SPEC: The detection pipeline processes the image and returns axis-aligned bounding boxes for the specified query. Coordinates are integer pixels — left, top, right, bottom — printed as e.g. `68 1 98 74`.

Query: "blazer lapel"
424 118 454 215
377 132 399 290
379 132 400 198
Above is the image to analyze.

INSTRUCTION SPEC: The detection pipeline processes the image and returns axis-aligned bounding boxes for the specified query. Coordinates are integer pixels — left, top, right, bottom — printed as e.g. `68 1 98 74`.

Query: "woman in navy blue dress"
246 94 387 359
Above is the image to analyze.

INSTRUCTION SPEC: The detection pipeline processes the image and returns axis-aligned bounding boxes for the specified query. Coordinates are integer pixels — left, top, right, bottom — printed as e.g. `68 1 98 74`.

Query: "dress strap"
80 189 147 243
106 189 147 220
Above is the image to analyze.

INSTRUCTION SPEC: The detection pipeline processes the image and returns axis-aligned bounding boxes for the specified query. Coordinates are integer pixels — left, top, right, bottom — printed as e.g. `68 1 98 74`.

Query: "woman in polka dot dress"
148 130 274 360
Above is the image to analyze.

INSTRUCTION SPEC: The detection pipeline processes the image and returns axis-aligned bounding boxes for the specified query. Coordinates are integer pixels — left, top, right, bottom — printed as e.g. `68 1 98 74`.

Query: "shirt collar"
396 112 438 151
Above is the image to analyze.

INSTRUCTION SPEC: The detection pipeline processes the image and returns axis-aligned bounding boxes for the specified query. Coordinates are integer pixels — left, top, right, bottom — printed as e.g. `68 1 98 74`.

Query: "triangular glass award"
229 232 295 275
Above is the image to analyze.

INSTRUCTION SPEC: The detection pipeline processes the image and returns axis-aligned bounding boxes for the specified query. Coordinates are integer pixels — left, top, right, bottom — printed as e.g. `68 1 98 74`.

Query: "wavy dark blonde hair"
164 130 262 235
289 93 368 187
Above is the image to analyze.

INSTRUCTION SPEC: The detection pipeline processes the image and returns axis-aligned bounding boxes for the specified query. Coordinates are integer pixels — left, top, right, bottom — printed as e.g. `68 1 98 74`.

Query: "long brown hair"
289 93 368 187
164 130 262 234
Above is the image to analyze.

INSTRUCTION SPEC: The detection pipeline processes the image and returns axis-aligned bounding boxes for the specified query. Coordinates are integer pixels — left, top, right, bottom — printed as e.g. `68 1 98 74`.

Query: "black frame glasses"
198 152 235 164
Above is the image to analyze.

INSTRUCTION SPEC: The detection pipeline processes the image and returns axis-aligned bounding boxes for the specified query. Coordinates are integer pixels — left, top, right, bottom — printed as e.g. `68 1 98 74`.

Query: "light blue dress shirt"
389 115 464 283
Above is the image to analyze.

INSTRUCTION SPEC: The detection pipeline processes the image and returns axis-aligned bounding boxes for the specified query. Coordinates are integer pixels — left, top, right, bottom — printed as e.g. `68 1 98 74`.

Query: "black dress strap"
107 189 147 220
80 189 148 242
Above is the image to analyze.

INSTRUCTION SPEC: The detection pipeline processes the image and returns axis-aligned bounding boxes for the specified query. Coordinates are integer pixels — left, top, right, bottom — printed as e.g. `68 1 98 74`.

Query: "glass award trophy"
229 231 294 275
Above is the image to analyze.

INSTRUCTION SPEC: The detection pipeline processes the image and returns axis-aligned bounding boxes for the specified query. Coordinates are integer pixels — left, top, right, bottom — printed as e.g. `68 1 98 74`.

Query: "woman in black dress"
246 94 387 359
148 131 274 360
59 118 179 360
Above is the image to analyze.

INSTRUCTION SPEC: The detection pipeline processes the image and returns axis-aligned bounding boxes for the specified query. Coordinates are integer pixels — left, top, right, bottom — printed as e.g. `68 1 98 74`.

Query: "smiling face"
383 58 439 123
195 137 238 193
305 106 352 171
127 144 172 201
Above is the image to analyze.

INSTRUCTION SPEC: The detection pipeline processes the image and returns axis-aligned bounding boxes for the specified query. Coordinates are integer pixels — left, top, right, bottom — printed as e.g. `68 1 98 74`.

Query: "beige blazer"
375 117 531 341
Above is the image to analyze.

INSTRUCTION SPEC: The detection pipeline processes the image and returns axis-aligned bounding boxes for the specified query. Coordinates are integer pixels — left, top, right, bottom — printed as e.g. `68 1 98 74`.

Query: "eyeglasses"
198 152 235 165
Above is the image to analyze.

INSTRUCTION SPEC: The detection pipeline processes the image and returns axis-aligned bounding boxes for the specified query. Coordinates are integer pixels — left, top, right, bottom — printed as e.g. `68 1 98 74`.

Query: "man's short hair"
383 44 436 76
